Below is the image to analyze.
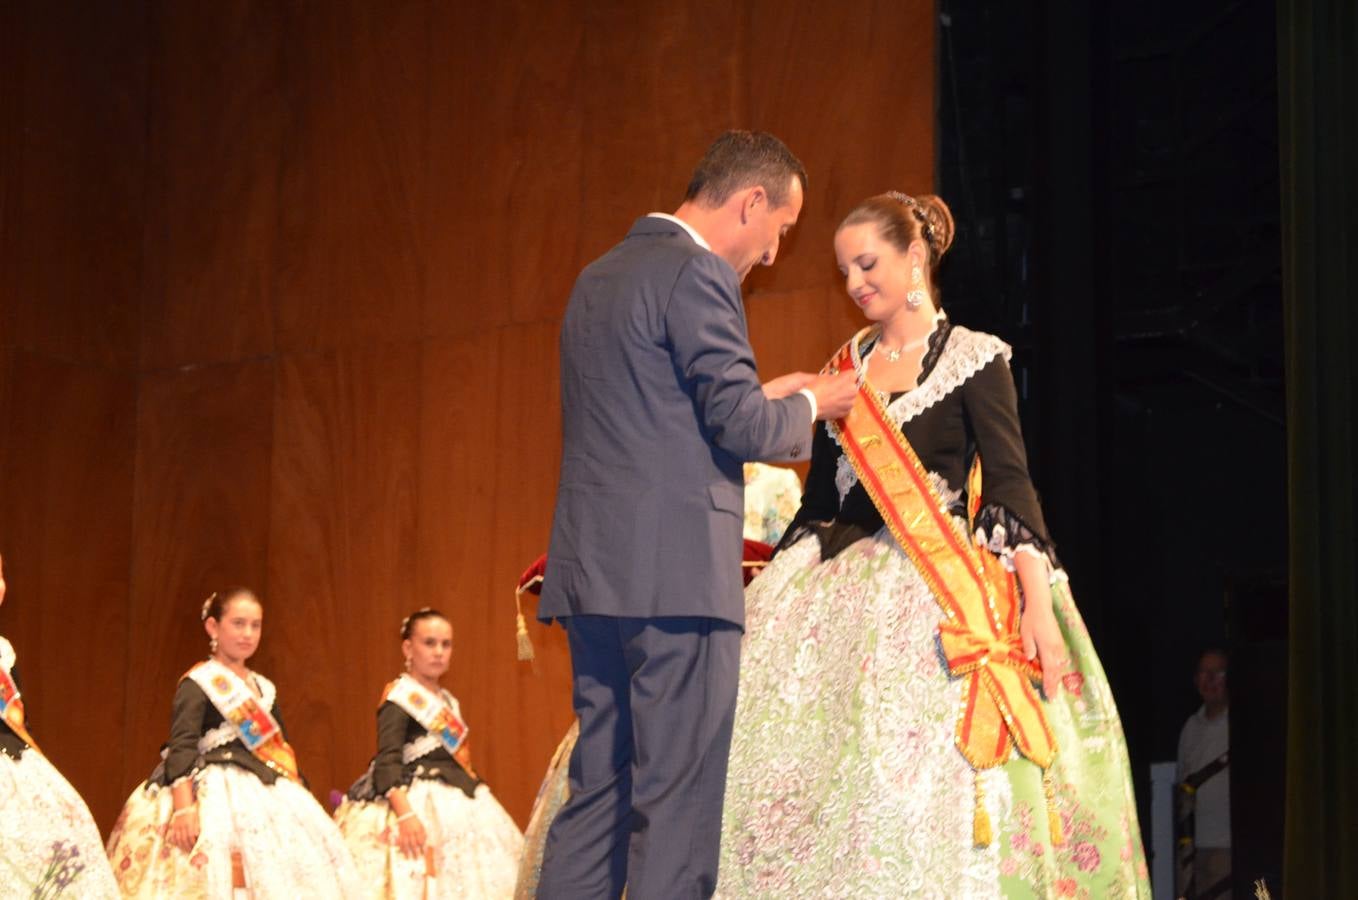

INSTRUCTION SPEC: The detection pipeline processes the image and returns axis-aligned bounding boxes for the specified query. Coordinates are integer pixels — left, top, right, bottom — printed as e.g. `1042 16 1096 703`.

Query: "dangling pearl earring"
906 264 927 310
209 636 218 657
404 657 413 672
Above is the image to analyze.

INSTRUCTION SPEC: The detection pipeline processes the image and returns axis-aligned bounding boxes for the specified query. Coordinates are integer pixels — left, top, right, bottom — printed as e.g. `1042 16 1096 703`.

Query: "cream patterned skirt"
106 763 362 898
334 778 523 899
716 531 1151 899
0 748 119 898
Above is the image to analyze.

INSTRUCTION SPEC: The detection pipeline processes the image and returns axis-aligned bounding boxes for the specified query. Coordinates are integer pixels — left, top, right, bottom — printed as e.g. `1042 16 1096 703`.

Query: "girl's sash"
383 674 469 755
0 641 40 753
185 660 299 781
827 328 1061 845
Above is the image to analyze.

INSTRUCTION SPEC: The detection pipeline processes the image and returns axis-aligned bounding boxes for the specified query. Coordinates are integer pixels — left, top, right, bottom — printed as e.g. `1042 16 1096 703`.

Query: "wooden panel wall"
2 0 934 833
0 1 145 830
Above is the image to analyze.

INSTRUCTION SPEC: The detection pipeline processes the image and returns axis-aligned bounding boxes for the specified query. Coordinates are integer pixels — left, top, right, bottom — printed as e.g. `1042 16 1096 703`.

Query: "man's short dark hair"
684 131 808 209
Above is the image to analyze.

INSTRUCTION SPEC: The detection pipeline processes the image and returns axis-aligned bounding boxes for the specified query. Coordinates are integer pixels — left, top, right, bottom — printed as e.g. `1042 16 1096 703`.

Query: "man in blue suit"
538 131 856 898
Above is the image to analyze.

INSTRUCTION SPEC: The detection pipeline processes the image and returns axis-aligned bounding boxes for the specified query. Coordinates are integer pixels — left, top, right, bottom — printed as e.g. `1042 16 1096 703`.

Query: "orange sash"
827 328 1061 844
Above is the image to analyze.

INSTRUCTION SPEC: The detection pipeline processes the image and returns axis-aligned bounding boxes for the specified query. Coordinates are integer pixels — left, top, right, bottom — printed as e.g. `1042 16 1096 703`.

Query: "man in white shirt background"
1177 648 1231 899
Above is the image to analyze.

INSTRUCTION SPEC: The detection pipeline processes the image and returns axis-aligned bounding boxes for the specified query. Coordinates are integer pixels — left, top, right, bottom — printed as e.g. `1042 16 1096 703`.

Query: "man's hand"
808 370 857 421
761 372 815 400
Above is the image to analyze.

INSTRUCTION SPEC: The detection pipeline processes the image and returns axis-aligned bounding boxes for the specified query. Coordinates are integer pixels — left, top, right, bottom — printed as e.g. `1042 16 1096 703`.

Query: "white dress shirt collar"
647 212 712 251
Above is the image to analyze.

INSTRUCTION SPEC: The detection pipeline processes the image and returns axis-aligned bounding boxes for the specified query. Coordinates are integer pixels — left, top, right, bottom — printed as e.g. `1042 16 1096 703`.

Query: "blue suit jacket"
540 216 813 627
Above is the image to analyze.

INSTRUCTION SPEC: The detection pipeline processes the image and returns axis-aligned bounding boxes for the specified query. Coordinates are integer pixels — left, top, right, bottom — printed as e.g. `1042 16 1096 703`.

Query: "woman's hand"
1015 551 1068 700
395 813 427 859
167 805 200 852
1021 595 1068 700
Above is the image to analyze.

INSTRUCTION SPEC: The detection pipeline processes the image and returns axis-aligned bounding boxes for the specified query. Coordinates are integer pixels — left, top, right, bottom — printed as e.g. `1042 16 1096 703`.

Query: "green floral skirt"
716 531 1151 899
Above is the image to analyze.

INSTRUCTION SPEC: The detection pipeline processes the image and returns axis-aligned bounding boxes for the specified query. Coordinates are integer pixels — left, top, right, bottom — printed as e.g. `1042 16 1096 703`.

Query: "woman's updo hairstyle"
200 587 260 622
400 608 450 640
838 192 956 272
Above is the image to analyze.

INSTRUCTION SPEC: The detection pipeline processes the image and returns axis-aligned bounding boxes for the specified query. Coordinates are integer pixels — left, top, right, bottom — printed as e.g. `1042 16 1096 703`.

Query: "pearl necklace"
875 331 933 363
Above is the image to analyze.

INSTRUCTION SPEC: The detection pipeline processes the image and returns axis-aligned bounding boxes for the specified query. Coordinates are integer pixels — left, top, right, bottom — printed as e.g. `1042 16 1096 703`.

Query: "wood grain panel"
0 351 11 492
741 0 936 298
265 343 421 807
1 1 146 370
424 0 589 339
0 351 136 832
745 284 864 379
576 1 746 253
139 1 287 370
273 0 430 354
123 359 276 814
0 3 20 340
417 324 572 826
0 0 936 845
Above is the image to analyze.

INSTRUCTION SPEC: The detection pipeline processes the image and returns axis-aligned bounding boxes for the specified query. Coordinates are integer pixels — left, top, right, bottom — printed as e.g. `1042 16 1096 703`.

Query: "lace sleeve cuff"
973 503 1064 578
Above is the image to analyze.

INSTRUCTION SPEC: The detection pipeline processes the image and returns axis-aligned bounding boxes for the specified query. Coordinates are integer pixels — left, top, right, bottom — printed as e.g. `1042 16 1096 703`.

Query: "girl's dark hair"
200 587 260 622
401 608 450 640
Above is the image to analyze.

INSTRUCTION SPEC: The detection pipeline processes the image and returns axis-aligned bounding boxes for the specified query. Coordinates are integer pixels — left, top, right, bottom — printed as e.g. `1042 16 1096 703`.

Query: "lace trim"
250 672 278 713
830 326 1010 504
402 734 441 764
880 325 1010 425
834 454 857 504
198 722 237 754
0 636 14 673
974 525 1068 585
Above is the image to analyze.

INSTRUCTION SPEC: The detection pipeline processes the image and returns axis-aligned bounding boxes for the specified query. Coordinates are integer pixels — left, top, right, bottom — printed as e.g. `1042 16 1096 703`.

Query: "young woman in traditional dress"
105 587 361 897
715 193 1151 897
0 551 120 897
334 609 523 899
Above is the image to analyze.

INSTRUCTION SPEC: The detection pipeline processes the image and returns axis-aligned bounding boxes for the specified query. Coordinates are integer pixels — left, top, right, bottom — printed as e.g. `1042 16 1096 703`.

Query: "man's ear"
739 186 766 224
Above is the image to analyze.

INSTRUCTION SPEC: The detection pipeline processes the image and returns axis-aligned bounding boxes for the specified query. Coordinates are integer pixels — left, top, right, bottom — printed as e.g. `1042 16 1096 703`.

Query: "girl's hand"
396 813 426 859
168 806 200 852
1020 585 1068 700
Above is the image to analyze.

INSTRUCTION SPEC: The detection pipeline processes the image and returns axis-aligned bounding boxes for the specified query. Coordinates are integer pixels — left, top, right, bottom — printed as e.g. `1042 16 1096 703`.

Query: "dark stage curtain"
1278 1 1358 896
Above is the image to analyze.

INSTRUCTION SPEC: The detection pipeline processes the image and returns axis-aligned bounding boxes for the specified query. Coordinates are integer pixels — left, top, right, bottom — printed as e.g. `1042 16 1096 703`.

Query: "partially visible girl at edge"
0 550 120 897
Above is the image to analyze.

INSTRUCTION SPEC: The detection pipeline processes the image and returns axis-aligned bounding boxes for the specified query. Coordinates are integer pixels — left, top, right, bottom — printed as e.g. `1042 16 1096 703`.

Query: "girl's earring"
907 265 927 310
208 636 218 657
404 657 413 672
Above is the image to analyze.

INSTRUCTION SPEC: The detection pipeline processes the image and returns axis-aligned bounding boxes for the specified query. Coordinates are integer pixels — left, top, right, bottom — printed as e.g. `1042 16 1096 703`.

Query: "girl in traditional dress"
716 193 1151 898
334 609 523 899
0 550 120 898
105 588 361 898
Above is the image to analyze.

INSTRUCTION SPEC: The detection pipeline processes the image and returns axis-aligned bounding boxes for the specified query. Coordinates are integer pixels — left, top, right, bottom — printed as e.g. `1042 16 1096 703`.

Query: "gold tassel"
973 772 992 848
515 589 536 662
1044 767 1065 846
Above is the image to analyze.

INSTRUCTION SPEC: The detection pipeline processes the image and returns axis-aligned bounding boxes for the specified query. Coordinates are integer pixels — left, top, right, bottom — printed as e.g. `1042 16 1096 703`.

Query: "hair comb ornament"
200 592 217 622
886 190 937 253
401 607 438 638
